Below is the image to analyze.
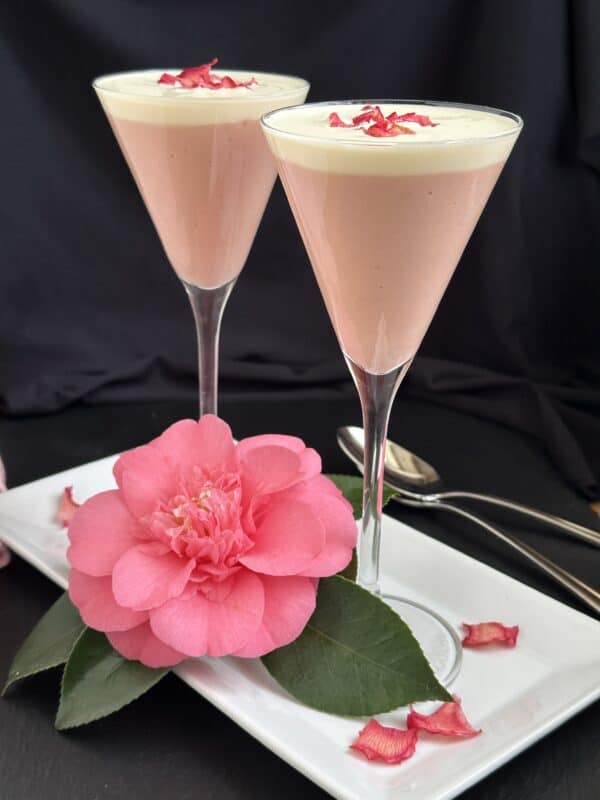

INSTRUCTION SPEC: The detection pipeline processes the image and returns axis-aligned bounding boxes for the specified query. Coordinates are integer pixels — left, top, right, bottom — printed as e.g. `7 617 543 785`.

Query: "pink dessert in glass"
262 102 520 374
94 66 308 289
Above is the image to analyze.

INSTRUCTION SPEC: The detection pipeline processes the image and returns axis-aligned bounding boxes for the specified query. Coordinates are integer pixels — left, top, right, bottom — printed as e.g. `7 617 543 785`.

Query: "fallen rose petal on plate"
56 486 81 527
462 621 519 648
350 719 418 764
407 695 481 739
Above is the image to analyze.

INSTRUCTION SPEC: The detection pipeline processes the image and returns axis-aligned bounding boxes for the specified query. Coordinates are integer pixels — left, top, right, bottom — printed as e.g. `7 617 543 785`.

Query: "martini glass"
262 100 522 683
94 69 309 416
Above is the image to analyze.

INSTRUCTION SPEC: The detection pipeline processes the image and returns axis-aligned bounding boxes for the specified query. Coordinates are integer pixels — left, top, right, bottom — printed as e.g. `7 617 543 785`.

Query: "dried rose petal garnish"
158 59 257 90
352 105 385 126
462 622 519 648
57 486 81 527
328 112 354 128
365 123 415 138
407 696 481 739
328 105 437 138
351 719 418 764
396 111 438 127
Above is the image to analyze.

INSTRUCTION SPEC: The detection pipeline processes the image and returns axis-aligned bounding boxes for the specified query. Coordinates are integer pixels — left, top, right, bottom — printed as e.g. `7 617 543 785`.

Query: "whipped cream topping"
94 70 309 125
262 102 522 175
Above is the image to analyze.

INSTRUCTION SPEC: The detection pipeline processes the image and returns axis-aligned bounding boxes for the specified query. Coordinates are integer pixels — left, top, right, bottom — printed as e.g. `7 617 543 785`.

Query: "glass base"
380 594 462 687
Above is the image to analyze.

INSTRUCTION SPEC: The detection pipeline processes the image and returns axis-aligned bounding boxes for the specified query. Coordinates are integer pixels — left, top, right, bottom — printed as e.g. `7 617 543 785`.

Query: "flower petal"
240 445 303 495
107 622 187 668
240 499 325 576
329 111 355 128
68 569 147 632
233 575 317 657
56 486 80 527
297 447 322 482
396 111 438 127
114 443 177 517
150 570 264 657
292 490 357 577
302 474 348 498
284 474 349 503
155 416 237 476
351 719 419 764
407 696 482 738
280 478 357 576
462 622 519 648
237 433 307 457
239 428 321 491
158 60 256 90
112 545 194 611
67 490 137 577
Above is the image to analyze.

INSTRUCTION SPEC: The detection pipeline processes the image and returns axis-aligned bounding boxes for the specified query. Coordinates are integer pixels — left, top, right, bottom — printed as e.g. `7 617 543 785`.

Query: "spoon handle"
439 491 600 547
416 500 600 615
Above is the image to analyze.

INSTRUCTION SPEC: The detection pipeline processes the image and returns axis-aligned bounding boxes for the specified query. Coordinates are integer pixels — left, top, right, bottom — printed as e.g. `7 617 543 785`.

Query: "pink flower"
67 416 356 668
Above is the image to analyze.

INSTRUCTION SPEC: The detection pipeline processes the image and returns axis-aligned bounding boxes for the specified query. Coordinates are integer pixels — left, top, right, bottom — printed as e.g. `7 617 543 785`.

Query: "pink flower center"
146 471 253 584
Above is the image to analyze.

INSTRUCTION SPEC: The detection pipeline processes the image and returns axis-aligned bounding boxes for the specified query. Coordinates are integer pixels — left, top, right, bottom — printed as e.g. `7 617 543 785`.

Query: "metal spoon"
337 426 600 615
338 426 600 547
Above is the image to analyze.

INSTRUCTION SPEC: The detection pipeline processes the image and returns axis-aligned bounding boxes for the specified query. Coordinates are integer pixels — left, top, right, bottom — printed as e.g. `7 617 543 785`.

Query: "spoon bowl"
339 425 441 493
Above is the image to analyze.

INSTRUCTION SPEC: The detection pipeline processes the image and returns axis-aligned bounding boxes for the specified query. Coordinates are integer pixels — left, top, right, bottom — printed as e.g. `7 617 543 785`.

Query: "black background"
1 0 599 498
1 4 600 797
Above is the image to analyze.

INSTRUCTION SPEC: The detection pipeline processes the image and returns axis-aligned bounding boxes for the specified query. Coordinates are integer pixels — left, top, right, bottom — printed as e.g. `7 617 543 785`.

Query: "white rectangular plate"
1 455 599 800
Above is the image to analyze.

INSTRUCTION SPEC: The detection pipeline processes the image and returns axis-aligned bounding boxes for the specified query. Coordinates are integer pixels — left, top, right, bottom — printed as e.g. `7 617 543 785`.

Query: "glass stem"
345 356 411 594
183 278 236 418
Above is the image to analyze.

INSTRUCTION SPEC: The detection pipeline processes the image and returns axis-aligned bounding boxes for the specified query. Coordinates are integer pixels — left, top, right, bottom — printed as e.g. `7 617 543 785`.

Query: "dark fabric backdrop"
1 0 599 496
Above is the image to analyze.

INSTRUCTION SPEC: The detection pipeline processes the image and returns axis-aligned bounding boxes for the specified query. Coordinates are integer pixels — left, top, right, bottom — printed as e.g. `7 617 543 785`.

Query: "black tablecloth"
1 396 598 800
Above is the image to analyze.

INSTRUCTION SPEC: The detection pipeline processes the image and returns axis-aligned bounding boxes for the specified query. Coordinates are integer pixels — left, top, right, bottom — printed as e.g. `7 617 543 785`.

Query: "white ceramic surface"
1 455 598 800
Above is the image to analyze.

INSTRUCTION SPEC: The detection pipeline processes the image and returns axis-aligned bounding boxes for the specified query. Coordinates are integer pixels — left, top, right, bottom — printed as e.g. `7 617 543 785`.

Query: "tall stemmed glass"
262 100 522 682
94 69 309 416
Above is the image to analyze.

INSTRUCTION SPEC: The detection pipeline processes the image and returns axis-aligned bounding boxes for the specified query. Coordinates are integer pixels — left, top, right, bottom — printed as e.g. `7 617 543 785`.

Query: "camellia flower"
67 416 356 668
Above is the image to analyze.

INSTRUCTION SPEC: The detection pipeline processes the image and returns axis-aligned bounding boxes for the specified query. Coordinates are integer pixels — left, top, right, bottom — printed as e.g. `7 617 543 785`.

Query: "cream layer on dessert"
95 70 309 124
263 102 520 175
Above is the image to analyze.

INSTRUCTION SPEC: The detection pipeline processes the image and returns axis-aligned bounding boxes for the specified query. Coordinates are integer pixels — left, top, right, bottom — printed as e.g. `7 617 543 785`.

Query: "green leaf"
55 629 168 730
262 576 452 716
338 549 357 581
3 593 85 694
326 474 397 519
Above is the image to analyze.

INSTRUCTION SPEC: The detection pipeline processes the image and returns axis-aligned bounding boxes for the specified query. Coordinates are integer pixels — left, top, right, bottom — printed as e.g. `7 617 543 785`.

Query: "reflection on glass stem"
183 278 236 418
345 355 412 594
